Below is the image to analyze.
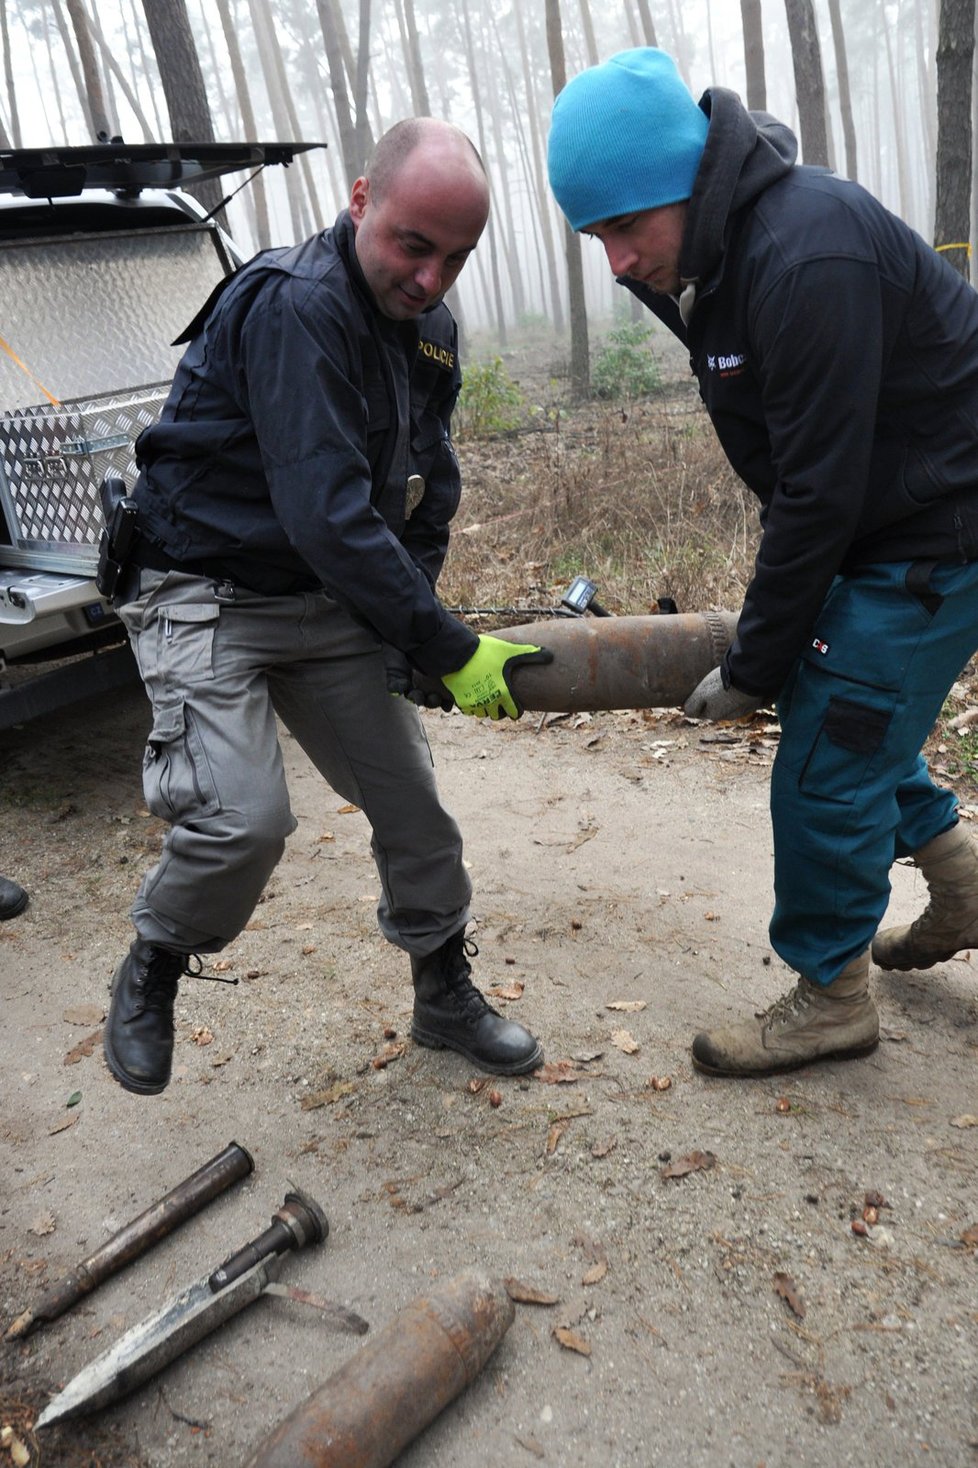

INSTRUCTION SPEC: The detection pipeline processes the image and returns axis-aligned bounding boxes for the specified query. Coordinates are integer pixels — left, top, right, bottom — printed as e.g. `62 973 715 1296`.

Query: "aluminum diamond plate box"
0 225 230 413
0 219 232 575
0 386 168 573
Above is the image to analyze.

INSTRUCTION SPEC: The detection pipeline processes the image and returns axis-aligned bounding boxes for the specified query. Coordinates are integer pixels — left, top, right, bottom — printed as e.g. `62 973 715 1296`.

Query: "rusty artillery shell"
419 611 739 713
6 1140 254 1340
244 1270 515 1468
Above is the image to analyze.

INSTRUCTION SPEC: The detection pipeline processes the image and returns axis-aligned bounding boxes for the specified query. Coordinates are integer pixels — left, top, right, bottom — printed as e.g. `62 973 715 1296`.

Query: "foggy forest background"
1 0 976 351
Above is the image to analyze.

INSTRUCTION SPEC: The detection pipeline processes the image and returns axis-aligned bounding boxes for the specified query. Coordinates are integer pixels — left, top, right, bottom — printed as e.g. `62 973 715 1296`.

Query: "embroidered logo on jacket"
707 351 747 377
418 339 455 370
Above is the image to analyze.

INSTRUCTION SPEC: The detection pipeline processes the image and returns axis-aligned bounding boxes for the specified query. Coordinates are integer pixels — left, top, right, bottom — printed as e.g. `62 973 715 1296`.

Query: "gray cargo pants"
118 570 472 956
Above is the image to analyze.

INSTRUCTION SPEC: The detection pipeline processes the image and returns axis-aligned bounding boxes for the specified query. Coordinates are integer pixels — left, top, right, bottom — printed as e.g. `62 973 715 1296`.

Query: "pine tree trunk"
514 0 564 333
784 0 829 166
934 0 975 279
740 0 766 110
545 0 589 400
826 0 856 180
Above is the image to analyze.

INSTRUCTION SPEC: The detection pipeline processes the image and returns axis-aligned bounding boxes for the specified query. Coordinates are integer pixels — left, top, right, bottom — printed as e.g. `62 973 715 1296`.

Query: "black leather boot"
103 939 190 1095
0 876 28 920
411 930 543 1075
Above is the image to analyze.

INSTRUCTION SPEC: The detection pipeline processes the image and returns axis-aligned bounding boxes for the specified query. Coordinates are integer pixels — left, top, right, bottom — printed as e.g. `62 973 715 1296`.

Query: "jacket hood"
681 87 797 284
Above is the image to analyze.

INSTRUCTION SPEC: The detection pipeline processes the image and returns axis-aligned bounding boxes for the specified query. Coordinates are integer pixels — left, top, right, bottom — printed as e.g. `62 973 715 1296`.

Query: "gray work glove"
684 665 763 722
382 644 454 711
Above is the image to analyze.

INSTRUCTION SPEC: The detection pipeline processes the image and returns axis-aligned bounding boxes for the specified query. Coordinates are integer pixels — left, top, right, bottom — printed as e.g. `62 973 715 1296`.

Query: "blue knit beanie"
548 49 708 231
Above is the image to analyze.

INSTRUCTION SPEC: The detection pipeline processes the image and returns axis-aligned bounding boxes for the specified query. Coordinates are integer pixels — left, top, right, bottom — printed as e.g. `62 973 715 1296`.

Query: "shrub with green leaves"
591 322 661 401
456 356 526 437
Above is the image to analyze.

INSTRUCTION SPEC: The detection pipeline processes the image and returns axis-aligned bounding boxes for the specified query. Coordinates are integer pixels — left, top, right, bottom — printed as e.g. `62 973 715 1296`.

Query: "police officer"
548 50 978 1077
104 118 548 1096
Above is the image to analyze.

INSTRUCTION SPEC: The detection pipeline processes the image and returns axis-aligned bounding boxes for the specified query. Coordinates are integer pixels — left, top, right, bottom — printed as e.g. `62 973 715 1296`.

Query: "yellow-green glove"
442 634 553 720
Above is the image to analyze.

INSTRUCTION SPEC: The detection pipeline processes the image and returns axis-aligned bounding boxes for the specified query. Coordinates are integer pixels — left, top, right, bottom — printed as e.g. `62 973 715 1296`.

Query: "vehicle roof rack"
0 142 325 199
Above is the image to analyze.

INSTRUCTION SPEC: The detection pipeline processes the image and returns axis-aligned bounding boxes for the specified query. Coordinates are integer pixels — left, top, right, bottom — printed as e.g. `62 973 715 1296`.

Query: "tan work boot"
691 953 879 1076
872 823 978 971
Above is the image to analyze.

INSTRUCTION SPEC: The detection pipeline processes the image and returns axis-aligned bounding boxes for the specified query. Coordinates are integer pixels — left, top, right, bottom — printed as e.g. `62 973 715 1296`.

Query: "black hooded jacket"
132 211 479 678
627 88 978 698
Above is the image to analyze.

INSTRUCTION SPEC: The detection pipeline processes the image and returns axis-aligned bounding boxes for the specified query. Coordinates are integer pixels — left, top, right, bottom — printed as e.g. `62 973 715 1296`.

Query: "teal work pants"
769 558 978 986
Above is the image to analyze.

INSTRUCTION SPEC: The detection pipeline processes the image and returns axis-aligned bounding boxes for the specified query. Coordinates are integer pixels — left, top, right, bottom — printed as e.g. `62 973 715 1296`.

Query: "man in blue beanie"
548 48 978 1077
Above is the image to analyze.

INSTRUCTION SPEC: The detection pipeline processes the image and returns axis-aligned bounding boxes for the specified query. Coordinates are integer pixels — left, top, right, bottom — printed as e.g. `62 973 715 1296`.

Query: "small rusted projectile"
244 1270 514 1468
420 610 739 713
34 1187 328 1430
6 1140 254 1342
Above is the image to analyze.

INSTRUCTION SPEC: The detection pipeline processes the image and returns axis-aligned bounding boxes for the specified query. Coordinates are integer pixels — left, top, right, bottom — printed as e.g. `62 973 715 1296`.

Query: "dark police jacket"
133 210 479 678
627 89 978 699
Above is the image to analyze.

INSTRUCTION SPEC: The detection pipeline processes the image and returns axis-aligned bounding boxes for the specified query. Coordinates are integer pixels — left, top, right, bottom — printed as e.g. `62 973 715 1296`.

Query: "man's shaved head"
366 118 487 205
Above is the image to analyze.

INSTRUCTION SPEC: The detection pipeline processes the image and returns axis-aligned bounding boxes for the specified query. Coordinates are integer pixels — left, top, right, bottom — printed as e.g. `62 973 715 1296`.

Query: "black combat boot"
0 876 28 920
411 930 543 1076
103 938 193 1095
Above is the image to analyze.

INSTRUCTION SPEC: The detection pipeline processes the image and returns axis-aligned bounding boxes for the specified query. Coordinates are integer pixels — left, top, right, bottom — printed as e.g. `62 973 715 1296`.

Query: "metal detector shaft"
6 1141 254 1341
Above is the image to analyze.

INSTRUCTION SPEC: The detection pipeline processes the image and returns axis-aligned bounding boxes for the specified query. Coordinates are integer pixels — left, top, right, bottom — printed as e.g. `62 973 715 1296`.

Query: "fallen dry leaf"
210 1053 233 1068
212 958 235 973
62 1004 104 1027
610 1028 640 1055
337 803 360 814
591 1136 618 1158
546 1120 568 1155
191 1026 214 1046
9 1435 29 1467
487 982 525 1001
301 944 317 956
606 1000 647 1013
503 1278 559 1306
582 1260 608 1286
48 1115 77 1136
29 1212 55 1237
64 1029 101 1065
300 1080 356 1109
949 1114 978 1128
773 1271 806 1319
660 1150 717 1181
553 1325 591 1356
534 1060 580 1084
371 1042 406 1070
960 1224 978 1248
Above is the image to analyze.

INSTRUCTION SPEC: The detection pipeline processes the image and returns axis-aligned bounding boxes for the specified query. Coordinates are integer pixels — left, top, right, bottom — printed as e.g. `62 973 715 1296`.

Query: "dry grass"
446 350 756 622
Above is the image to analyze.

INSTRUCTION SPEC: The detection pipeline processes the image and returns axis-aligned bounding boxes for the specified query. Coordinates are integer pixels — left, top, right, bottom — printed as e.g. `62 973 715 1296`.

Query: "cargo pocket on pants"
798 694 893 806
143 700 220 823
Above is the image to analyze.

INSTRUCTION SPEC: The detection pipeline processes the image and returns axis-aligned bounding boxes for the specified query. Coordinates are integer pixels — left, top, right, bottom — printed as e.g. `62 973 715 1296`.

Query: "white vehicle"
0 142 318 728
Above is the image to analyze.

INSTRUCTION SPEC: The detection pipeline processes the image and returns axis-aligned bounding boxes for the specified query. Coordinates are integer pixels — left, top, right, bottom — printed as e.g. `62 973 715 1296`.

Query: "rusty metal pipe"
422 611 739 712
243 1270 515 1468
5 1140 254 1341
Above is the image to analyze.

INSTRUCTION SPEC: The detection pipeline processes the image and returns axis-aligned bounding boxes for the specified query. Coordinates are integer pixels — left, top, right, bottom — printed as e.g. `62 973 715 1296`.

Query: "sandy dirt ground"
1 678 976 1467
